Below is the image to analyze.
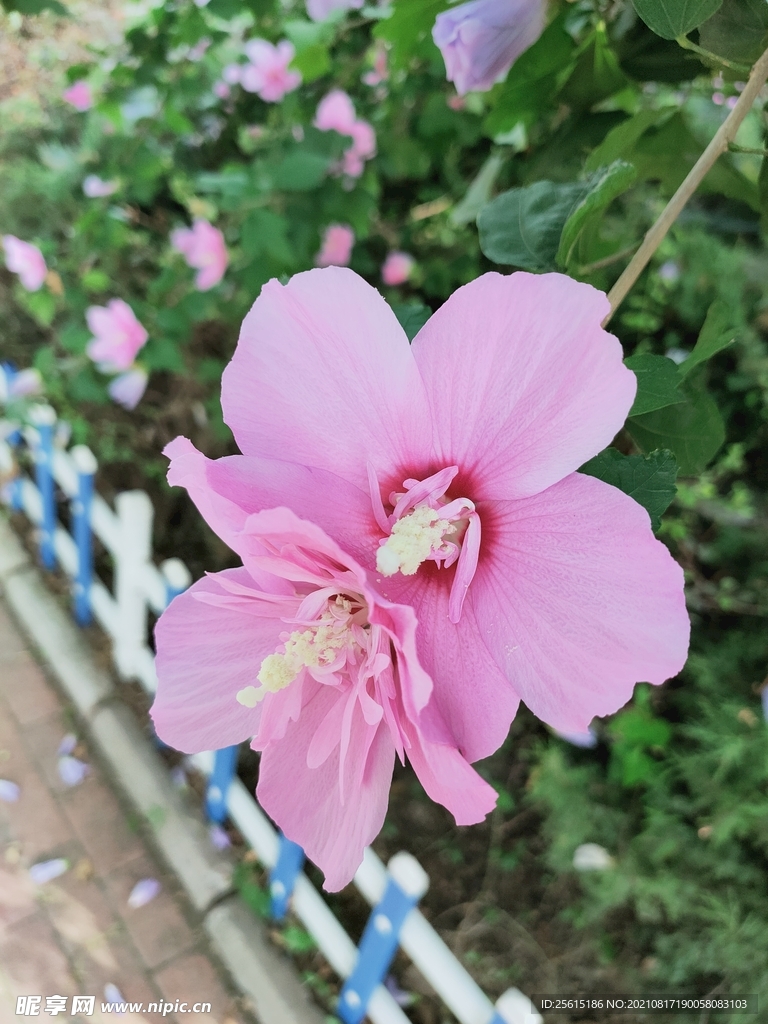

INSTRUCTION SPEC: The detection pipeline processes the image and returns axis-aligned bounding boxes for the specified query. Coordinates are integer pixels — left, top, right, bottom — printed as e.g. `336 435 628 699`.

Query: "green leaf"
625 353 685 416
241 209 293 265
627 379 725 476
556 161 637 268
142 337 185 373
2 0 67 13
558 24 629 111
81 269 111 293
579 448 678 531
450 152 505 228
585 109 673 173
478 180 591 272
698 0 768 63
21 289 56 327
392 302 431 341
290 43 331 82
678 299 736 379
631 0 724 39
272 151 330 191
373 0 449 67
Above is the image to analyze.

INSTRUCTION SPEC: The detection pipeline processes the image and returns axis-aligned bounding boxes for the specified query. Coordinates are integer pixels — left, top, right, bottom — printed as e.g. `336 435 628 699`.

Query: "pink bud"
315 224 355 267
432 0 546 96
63 80 93 112
382 251 415 286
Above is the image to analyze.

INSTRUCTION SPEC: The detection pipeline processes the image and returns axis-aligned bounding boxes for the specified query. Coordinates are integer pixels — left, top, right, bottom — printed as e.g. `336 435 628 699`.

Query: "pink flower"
188 37 211 61
170 219 228 291
382 251 415 286
108 367 148 410
213 82 231 100
314 90 376 178
2 236 47 291
85 299 148 373
151 493 496 890
432 0 547 95
63 80 93 112
316 225 354 268
241 40 301 103
306 0 363 21
83 175 119 198
164 269 690 764
222 63 242 85
362 46 388 87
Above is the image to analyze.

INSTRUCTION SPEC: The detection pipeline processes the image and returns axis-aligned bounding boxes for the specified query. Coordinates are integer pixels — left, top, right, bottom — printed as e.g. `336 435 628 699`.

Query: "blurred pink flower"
184 268 690 762
170 219 228 291
83 174 119 198
362 46 388 86
382 251 415 286
306 0 363 21
63 80 93 111
314 90 376 178
316 224 354 267
241 40 301 103
222 63 242 85
2 236 47 291
108 367 148 410
151 497 496 890
213 82 231 100
188 37 211 61
432 0 547 95
85 299 148 373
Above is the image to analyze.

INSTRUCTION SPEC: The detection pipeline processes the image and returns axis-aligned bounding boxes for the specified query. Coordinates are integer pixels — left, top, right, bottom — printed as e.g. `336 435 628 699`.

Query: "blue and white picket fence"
0 401 542 1024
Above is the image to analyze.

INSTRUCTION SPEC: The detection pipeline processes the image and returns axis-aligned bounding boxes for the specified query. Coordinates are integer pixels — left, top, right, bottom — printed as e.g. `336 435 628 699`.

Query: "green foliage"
631 0 724 40
579 449 678 531
625 353 685 416
1 0 67 13
698 0 768 64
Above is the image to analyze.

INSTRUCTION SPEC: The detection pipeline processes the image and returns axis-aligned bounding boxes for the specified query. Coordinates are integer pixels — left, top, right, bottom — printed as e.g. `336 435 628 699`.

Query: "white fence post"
113 490 153 680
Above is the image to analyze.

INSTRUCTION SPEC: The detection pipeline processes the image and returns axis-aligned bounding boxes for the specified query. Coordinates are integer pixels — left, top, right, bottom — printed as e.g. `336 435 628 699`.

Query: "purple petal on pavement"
0 779 20 803
58 756 90 787
209 824 231 850
58 733 78 756
127 877 161 908
29 858 69 884
104 984 125 1013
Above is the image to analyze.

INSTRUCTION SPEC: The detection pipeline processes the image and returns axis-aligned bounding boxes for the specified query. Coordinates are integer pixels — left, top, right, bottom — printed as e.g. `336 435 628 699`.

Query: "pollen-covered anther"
376 505 452 576
237 618 356 708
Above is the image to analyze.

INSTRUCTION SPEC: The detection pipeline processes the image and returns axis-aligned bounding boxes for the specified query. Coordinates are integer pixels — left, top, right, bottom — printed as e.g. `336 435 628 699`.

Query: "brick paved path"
0 598 247 1024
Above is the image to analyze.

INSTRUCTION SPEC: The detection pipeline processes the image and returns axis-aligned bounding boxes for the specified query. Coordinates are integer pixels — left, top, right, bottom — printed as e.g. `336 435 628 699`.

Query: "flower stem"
675 34 751 75
604 44 768 326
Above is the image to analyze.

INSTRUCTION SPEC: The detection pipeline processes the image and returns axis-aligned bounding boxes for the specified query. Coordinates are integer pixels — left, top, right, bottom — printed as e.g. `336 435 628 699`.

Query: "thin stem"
728 142 768 156
605 44 768 325
675 34 751 75
578 242 638 275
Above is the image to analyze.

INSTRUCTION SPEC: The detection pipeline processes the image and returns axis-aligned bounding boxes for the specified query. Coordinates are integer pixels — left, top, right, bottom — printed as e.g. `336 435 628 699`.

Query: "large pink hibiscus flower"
164 268 690 763
152 503 496 890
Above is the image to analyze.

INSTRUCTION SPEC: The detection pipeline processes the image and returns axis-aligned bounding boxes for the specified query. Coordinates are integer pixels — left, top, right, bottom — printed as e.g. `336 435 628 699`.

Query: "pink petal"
256 683 395 891
152 568 277 752
378 571 521 762
221 268 431 490
401 711 497 825
471 472 690 732
411 272 636 499
127 877 161 908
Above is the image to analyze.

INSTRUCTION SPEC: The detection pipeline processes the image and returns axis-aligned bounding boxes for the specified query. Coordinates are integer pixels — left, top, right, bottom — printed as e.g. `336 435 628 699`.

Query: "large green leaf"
625 353 686 417
558 25 629 111
579 448 678 531
627 379 725 476
478 180 591 271
585 109 673 173
698 0 768 63
272 151 330 191
557 161 637 268
631 0 724 39
678 299 736 379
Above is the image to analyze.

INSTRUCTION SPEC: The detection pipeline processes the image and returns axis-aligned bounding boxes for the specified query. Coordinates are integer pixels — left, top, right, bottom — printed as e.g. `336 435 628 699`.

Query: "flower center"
236 595 364 707
369 464 480 624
